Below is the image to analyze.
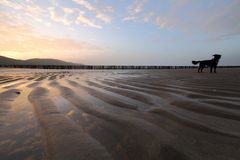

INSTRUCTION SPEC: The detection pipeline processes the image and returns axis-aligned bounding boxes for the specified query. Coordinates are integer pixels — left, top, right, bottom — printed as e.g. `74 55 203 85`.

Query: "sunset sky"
0 0 240 65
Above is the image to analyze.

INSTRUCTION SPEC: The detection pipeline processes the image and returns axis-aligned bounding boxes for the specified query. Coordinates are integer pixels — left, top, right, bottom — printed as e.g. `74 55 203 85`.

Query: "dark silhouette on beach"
192 54 221 73
1 55 238 70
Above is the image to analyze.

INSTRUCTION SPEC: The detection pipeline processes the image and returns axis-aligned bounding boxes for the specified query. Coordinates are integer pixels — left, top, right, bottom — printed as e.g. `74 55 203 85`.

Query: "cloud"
0 0 44 18
155 17 170 29
0 23 106 60
2 0 240 41
73 0 95 11
127 0 148 14
0 10 22 24
48 5 103 29
104 6 115 13
143 12 154 23
123 0 149 22
123 0 240 40
24 1 44 16
161 0 240 39
0 0 22 9
123 16 137 22
96 13 112 24
62 7 75 14
203 0 240 37
72 0 114 24
48 7 72 26
76 14 102 29
0 0 108 29
0 0 49 26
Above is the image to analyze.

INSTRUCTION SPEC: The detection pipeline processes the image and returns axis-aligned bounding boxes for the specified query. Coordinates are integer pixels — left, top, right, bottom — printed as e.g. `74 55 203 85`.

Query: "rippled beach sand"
0 68 240 160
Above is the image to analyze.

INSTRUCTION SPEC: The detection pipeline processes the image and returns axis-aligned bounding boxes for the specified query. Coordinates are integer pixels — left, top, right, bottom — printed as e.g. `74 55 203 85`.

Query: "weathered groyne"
0 65 239 69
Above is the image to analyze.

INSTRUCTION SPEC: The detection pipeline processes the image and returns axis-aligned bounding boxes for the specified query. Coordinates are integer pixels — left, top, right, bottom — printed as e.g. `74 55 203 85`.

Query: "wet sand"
0 68 240 160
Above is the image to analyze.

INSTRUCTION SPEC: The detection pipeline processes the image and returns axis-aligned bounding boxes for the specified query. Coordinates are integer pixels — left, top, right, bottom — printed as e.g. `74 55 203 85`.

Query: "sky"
0 0 240 65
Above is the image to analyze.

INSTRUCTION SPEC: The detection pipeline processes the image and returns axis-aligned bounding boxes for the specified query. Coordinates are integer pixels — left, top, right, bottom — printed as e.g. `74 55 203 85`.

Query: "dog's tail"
192 61 200 65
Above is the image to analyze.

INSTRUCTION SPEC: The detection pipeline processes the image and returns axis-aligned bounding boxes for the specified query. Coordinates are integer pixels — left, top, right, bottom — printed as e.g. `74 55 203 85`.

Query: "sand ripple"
0 69 240 160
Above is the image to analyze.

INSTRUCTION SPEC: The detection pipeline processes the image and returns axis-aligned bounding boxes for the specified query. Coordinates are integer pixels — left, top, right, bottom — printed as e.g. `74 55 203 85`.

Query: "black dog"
192 54 221 73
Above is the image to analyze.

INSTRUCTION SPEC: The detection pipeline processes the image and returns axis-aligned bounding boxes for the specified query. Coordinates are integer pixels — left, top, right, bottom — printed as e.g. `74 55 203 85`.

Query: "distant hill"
0 56 82 66
0 56 22 65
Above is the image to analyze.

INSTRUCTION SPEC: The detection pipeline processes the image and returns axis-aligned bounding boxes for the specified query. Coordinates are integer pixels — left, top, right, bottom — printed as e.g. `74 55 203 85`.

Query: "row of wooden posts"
0 65 239 69
0 65 197 69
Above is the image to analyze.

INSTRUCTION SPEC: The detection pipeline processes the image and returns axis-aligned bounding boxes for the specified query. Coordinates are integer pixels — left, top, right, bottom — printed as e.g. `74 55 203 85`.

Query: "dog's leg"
200 63 204 72
214 66 217 73
198 64 201 72
198 62 202 73
210 66 213 73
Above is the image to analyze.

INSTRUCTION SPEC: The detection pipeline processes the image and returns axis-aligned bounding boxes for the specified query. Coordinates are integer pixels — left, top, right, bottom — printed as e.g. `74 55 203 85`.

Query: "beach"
0 68 240 160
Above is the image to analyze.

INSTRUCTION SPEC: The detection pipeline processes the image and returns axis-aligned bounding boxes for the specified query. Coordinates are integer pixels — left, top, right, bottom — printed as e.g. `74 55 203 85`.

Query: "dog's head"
213 54 221 60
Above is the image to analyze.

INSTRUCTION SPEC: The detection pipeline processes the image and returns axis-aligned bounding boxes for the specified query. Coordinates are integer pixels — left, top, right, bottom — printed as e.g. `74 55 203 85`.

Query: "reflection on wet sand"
0 69 240 160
